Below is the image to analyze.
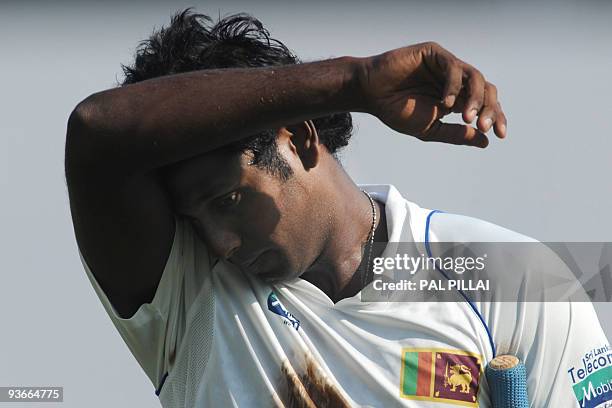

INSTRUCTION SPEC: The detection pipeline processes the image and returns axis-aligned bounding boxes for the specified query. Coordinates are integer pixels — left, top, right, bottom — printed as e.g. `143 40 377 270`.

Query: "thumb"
423 121 489 148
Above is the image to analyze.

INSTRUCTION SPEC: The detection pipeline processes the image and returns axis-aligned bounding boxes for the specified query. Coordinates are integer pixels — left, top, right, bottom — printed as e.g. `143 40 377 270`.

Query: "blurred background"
1 0 610 406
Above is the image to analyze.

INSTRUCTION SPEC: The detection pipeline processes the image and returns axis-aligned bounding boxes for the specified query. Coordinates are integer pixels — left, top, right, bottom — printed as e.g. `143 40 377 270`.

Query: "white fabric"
426 211 610 408
79 184 609 407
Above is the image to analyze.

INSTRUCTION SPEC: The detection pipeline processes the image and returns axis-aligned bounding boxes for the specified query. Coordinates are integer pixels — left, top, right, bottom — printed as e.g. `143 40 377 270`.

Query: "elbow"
65 94 106 170
67 94 102 141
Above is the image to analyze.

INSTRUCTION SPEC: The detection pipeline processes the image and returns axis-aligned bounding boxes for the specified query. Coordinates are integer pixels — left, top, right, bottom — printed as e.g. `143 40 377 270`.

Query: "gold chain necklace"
360 190 377 291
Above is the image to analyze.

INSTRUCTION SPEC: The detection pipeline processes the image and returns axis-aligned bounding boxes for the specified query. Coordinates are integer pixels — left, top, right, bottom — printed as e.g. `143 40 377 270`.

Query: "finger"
449 94 468 114
493 102 507 139
455 86 507 138
462 67 486 123
476 82 498 133
441 61 463 109
424 121 489 148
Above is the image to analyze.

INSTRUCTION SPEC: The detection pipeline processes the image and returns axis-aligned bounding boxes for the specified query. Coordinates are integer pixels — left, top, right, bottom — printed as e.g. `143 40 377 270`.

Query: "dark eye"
217 191 241 209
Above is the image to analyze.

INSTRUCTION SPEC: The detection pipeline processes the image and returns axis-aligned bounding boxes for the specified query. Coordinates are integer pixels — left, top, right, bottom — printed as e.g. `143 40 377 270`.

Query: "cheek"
238 181 293 240
240 170 313 255
268 201 305 245
239 196 281 239
272 216 318 273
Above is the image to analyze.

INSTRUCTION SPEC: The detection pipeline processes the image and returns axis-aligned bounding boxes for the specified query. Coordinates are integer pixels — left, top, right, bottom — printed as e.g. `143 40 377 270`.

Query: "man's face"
165 145 322 283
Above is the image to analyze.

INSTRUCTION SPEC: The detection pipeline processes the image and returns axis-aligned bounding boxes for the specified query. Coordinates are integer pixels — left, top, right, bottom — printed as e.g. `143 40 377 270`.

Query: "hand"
358 42 507 148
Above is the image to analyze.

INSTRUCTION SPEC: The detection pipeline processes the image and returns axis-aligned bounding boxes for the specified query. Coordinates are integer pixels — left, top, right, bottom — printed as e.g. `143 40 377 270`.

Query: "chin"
251 251 301 283
259 275 289 285
257 267 298 284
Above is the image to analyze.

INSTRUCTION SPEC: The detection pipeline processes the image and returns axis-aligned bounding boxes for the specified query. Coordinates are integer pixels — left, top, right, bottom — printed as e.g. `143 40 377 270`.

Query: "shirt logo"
400 348 483 407
267 291 300 330
567 344 612 408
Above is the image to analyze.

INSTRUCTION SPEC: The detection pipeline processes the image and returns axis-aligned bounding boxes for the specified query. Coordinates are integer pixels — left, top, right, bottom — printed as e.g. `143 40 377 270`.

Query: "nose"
210 229 241 260
195 218 241 260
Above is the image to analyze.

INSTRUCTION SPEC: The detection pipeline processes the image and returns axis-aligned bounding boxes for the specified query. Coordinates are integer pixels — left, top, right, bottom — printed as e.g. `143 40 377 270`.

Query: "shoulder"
424 210 538 244
382 183 536 244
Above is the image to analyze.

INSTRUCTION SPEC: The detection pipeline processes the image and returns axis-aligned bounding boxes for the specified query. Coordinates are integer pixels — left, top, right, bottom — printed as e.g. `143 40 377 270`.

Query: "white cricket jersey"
79 184 610 407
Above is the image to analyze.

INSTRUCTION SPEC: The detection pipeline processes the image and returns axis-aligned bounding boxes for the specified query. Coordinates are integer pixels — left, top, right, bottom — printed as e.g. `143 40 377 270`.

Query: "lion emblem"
444 363 472 394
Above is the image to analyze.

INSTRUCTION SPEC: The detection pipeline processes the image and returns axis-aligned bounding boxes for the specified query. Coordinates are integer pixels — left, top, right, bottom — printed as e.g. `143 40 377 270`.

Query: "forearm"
67 56 365 175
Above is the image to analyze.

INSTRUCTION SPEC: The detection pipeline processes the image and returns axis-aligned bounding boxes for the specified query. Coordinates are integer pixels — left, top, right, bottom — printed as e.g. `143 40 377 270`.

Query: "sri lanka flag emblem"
400 348 483 407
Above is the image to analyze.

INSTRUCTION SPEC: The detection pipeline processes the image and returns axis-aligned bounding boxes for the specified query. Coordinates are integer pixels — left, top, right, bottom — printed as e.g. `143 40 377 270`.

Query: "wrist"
334 55 370 114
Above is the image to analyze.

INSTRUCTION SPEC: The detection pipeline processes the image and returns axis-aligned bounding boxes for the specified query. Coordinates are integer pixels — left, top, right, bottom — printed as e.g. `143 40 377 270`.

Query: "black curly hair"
121 8 353 180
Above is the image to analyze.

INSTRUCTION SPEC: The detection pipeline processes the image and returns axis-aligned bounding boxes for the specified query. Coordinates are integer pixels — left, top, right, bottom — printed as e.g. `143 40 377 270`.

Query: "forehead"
165 149 247 210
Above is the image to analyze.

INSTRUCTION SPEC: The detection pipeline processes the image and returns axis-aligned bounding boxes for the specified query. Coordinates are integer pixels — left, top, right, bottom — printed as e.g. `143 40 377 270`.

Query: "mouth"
245 251 286 280
235 250 292 283
236 250 268 272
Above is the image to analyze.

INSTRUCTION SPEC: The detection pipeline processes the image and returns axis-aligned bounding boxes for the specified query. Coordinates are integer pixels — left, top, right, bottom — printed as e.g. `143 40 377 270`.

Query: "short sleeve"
78 215 213 390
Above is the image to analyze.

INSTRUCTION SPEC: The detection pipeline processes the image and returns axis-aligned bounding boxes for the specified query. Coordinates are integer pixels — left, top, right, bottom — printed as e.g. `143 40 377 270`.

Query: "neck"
300 168 388 303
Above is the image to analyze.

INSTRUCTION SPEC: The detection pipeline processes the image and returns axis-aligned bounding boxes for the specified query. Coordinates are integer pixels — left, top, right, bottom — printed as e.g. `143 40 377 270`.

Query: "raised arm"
65 41 505 318
66 56 362 175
